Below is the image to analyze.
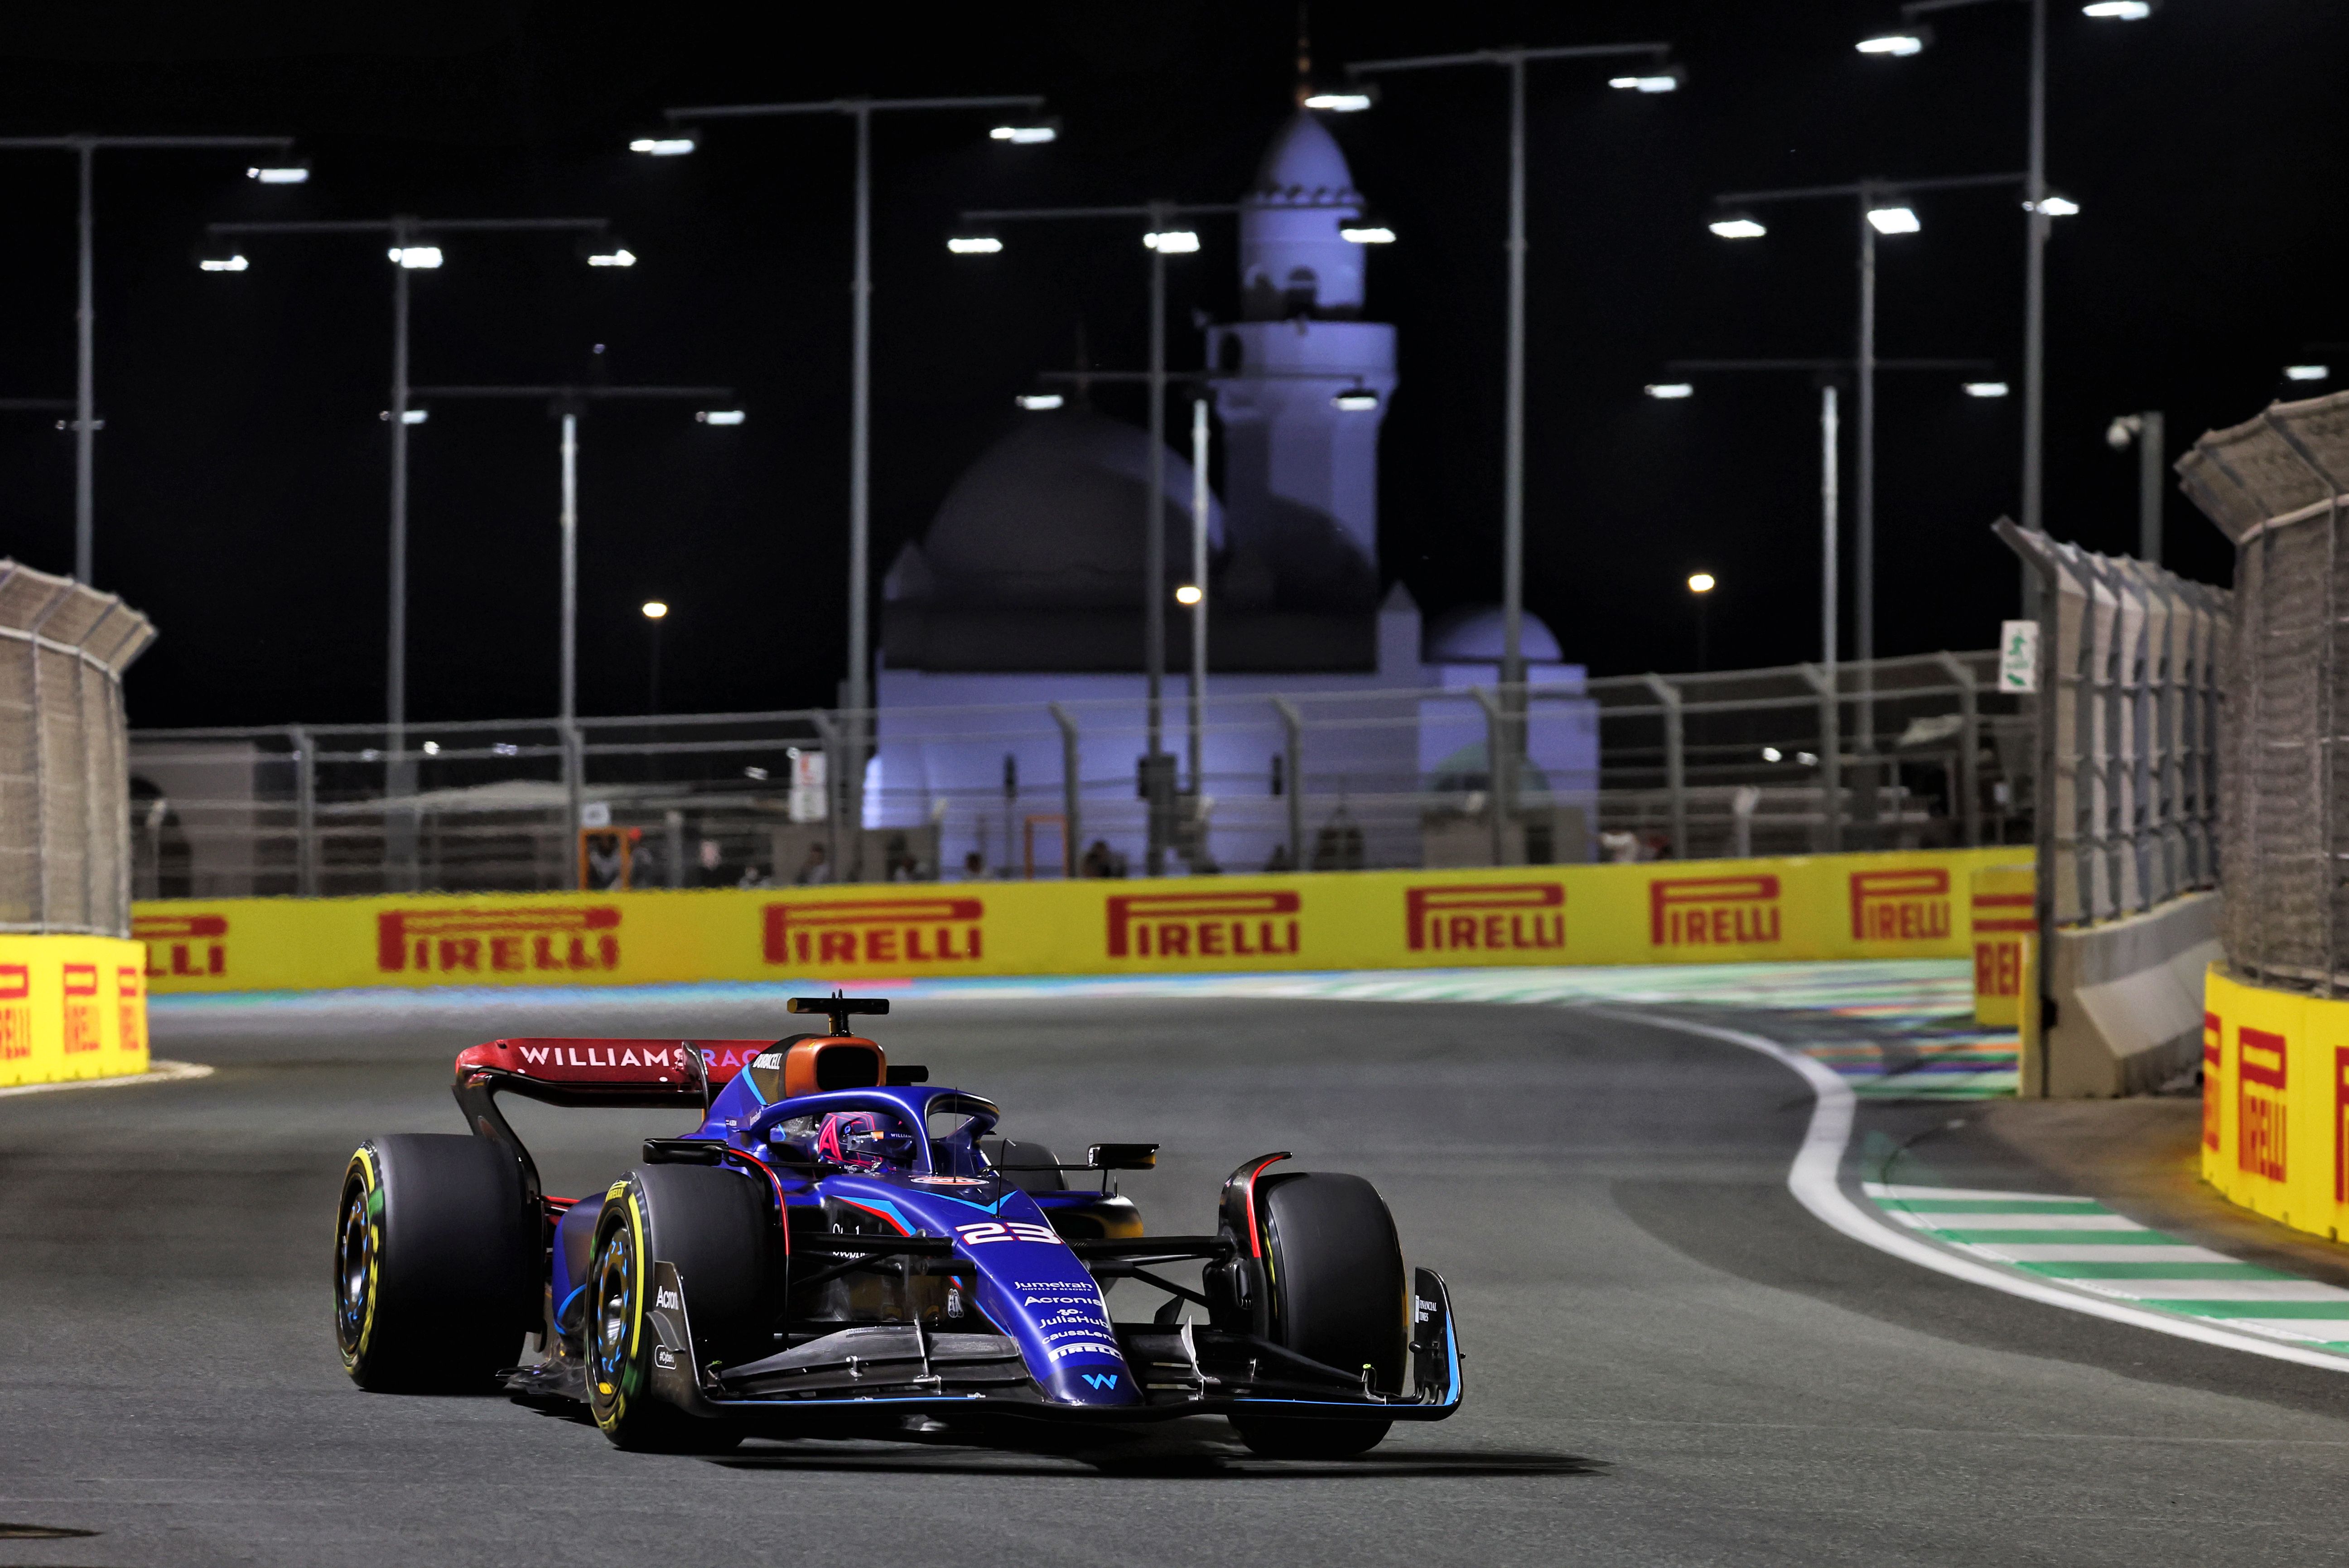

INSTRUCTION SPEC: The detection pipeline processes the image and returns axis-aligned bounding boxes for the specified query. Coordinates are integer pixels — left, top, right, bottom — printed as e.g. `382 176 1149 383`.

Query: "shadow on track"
716 1443 1602 1480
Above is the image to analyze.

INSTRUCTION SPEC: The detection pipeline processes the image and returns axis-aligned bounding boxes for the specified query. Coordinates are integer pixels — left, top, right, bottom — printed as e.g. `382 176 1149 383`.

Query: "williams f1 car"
335 995 1462 1457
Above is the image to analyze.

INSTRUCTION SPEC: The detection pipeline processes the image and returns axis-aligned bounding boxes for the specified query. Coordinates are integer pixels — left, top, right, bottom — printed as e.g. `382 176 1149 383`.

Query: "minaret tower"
1206 111 1399 574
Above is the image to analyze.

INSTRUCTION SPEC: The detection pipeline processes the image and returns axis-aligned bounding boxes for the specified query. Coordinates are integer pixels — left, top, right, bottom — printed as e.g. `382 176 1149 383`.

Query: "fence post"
1640 675 1687 860
810 711 844 888
293 725 318 897
561 721 584 891
1799 663 1843 854
1272 697 1305 871
24 583 74 932
1470 687 1507 866
1048 703 1080 878
1933 651 1981 848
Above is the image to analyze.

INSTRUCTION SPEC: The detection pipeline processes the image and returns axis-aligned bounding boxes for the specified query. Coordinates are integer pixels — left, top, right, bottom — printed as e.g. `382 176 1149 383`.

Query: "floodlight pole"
1348 42 1672 854
957 198 1235 875
0 133 294 584
1706 172 2021 831
1188 396 1210 801
669 93 1045 880
207 215 612 888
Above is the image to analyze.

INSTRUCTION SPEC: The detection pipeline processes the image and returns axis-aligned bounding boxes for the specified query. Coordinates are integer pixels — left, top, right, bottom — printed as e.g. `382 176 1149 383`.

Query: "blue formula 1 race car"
334 995 1462 1457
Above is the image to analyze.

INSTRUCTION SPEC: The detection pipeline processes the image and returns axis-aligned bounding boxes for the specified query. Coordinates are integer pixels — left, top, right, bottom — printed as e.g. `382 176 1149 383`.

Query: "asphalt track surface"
9 996 2349 1567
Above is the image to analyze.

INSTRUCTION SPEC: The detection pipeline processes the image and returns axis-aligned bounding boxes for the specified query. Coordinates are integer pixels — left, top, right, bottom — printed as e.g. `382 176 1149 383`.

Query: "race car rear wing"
453 1037 773 1110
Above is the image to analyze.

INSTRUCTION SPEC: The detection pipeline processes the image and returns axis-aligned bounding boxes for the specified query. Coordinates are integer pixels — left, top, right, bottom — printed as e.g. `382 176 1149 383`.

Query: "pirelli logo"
0 962 26 1063
61 962 101 1055
762 896 984 967
134 911 227 978
377 905 621 975
1107 891 1299 960
1649 875 1781 948
1404 883 1564 953
118 965 145 1060
1851 868 1953 942
2204 1011 2223 1155
2238 1025 2287 1183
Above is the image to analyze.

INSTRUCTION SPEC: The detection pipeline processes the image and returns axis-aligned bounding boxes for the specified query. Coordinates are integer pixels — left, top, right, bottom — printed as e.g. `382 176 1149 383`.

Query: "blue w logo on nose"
1080 1373 1119 1390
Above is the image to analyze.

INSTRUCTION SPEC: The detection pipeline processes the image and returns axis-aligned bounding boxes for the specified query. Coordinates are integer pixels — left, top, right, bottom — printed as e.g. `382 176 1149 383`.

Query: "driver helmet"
814 1110 916 1173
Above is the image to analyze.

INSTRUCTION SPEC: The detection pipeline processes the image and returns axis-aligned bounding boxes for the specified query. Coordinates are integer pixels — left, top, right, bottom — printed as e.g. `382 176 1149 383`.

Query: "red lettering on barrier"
61 963 100 1056
1648 876 1782 948
1851 868 1953 942
1404 883 1565 954
2239 1025 2287 1182
762 897 985 970
1106 891 1301 961
117 966 145 1059
0 963 25 1063
134 912 229 979
377 905 621 975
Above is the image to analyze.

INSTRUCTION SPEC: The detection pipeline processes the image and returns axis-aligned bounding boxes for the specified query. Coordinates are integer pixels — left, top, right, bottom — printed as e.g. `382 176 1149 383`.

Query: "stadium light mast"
0 133 295 584
653 92 1047 879
1346 41 1678 833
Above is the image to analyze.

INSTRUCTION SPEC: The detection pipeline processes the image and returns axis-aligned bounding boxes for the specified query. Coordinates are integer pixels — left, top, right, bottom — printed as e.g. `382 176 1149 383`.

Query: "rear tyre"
1228 1171 1405 1460
335 1134 533 1393
585 1164 776 1453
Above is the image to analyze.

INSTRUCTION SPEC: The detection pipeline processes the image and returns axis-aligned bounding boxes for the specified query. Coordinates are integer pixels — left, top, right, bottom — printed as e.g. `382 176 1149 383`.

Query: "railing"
127 651 2027 898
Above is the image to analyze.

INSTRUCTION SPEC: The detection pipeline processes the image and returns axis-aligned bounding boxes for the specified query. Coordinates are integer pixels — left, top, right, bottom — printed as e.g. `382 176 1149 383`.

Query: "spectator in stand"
793 842 830 885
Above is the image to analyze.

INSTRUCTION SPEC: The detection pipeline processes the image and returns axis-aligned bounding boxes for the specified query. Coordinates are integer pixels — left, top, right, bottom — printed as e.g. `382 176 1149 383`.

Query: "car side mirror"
1089 1142 1158 1171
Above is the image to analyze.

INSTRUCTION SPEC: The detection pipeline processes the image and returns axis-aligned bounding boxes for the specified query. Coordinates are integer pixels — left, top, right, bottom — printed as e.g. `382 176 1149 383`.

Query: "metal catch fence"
127 651 2028 898
2178 388 2349 991
0 559 157 936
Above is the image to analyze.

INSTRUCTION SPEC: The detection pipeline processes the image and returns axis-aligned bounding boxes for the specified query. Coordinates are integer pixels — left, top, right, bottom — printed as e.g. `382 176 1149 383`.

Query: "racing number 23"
957 1221 1060 1246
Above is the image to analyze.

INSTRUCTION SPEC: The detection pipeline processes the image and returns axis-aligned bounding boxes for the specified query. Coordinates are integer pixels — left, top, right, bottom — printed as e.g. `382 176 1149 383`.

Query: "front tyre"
585 1165 774 1453
335 1134 533 1393
1229 1170 1406 1460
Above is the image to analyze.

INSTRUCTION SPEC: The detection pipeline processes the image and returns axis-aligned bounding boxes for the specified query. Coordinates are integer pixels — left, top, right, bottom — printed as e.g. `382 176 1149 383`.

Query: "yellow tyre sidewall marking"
343 1147 383 1369
593 1183 650 1433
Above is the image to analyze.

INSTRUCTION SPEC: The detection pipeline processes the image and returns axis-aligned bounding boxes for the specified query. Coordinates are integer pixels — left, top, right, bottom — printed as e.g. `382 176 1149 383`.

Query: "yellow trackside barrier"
0 934 150 1089
2203 966 2349 1243
1971 864 2036 1026
132 847 2021 997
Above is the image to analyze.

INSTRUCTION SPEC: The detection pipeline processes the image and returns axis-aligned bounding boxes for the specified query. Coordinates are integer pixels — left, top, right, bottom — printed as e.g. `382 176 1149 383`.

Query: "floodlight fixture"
1709 214 1767 239
1015 393 1065 410
1645 382 1694 400
1964 381 2011 398
1607 66 1683 93
421 741 441 755
581 233 637 267
388 245 443 269
1762 746 1783 762
1688 572 1717 594
1866 203 1920 235
695 409 746 425
1174 584 1203 606
989 121 1058 144
946 234 1003 254
1331 389 1380 410
2027 193 2080 217
246 161 309 184
1302 88 1375 112
629 131 697 156
1339 222 1396 245
1143 229 1200 254
196 251 248 272
1857 30 1929 56
642 600 669 620
2286 365 2331 382
2083 0 2153 18
380 408 429 425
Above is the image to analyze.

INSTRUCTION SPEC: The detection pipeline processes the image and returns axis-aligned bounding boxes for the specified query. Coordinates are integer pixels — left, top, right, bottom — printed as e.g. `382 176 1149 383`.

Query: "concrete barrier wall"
2036 892 2223 1098
0 934 150 1088
130 848 2021 995
2204 965 2349 1242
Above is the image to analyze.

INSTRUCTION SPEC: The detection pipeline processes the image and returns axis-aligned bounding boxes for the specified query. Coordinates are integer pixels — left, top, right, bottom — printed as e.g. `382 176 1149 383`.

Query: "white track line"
0 1059 213 1099
1602 1008 2349 1374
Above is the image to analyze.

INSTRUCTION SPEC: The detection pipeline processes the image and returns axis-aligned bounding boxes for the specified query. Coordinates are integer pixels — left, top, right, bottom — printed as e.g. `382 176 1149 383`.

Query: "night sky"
0 2 2339 729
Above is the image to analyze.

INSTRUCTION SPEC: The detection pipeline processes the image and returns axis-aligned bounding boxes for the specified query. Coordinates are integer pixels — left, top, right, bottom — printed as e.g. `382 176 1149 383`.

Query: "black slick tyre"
335 1134 534 1393
584 1164 776 1453
1229 1170 1405 1460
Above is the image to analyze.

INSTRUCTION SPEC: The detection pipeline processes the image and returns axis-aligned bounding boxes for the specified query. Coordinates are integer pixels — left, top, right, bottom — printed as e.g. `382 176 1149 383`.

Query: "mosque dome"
905 409 1223 610
1423 605 1564 664
1250 111 1360 207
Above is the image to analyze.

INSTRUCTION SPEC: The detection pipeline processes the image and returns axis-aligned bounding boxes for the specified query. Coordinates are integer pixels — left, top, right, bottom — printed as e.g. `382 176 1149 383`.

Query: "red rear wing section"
454 1037 775 1108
